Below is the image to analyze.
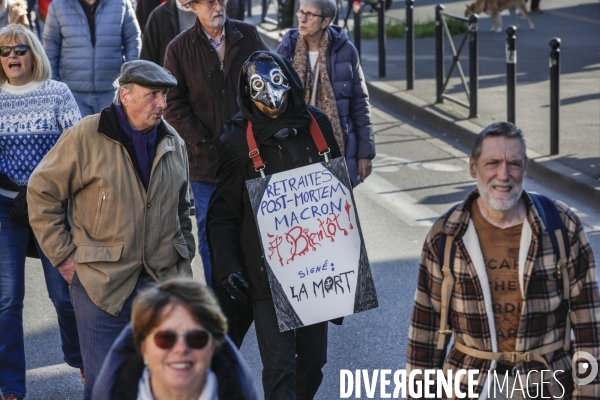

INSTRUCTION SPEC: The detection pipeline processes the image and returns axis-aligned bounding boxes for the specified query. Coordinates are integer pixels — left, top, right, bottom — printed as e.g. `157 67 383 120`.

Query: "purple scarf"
115 105 157 190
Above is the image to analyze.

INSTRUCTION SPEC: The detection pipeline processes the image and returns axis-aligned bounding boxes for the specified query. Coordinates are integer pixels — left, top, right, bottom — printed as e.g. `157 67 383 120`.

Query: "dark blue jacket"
91 323 258 400
276 25 375 187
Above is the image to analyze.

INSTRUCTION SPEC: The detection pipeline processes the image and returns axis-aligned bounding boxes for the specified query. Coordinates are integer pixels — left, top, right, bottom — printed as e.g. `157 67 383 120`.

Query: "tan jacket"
28 109 195 316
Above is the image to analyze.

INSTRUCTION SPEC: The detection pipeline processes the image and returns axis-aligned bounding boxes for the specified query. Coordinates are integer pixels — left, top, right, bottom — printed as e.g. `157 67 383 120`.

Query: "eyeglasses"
151 329 212 350
0 44 30 57
198 0 227 9
295 9 325 20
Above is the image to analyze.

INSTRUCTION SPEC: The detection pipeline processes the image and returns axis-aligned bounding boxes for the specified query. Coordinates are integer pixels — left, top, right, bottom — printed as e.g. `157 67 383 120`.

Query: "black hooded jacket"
207 51 342 301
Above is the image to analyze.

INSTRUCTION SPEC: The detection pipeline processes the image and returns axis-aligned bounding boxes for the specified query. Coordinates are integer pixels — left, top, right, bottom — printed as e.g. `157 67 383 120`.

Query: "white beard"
477 177 523 211
209 12 225 28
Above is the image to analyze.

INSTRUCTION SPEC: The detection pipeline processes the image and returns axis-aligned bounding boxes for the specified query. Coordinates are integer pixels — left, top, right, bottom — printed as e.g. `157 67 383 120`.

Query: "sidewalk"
249 0 600 206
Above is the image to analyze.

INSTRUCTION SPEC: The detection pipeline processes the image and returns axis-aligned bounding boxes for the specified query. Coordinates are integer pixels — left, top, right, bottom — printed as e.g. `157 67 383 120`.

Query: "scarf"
243 97 310 146
115 105 157 190
291 31 345 155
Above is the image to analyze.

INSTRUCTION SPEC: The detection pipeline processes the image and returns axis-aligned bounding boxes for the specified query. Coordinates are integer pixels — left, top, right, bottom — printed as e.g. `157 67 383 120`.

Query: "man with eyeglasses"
163 0 267 336
28 60 195 400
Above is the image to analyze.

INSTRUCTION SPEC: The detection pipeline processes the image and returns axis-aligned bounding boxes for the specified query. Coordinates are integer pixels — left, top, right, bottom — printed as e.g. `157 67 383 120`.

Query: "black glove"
222 271 250 305
9 187 29 224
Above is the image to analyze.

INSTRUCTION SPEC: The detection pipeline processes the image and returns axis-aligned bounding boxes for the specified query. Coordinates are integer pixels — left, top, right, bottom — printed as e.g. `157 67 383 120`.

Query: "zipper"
100 190 106 223
220 33 242 118
93 189 107 236
278 145 285 168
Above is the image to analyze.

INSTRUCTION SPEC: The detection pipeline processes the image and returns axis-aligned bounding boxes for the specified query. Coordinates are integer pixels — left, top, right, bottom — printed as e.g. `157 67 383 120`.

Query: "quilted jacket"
276 25 375 187
407 189 600 399
43 0 141 93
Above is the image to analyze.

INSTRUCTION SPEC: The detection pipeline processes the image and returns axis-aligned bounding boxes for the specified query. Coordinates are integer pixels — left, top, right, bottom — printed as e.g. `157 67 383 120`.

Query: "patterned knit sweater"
0 79 81 186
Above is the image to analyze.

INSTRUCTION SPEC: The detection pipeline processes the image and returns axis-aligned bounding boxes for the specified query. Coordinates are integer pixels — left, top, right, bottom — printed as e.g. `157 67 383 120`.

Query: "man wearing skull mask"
207 51 341 399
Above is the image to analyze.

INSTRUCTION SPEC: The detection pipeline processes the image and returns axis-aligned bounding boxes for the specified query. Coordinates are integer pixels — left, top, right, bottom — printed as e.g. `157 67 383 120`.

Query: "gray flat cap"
118 60 177 88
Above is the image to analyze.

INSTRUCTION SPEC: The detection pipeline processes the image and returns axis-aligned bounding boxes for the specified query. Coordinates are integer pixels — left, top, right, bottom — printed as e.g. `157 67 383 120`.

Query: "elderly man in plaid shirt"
407 122 600 399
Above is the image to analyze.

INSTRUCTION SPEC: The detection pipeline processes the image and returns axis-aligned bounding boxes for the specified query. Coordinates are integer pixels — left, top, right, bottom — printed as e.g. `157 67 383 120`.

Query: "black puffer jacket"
207 51 342 300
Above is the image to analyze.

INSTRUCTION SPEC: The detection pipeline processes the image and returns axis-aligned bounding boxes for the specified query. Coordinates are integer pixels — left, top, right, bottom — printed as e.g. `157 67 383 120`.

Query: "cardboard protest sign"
246 158 378 331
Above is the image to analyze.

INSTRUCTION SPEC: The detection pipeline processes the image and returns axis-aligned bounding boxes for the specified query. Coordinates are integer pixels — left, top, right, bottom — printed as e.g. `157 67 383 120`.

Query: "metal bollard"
506 26 517 124
406 0 415 90
549 37 561 155
261 0 267 22
353 1 361 60
247 0 252 17
468 13 478 118
435 4 445 103
378 0 386 77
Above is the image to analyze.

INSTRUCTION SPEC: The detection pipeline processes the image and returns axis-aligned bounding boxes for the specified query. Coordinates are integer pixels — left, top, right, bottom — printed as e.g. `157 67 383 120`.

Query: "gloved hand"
9 186 29 224
222 271 250 305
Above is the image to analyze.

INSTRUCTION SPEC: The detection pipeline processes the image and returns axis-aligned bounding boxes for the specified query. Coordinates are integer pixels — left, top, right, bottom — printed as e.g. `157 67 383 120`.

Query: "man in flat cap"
28 60 195 399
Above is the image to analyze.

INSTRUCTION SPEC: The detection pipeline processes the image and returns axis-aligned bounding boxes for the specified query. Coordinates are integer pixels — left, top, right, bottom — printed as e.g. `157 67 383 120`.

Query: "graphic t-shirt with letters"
471 200 523 361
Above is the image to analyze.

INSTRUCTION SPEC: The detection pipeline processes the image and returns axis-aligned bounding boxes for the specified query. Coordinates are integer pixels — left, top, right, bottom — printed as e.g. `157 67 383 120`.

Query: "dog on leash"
464 0 535 32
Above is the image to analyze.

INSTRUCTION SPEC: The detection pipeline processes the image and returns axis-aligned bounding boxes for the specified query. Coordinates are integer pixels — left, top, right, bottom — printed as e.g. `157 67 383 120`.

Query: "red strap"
246 120 264 171
307 112 330 154
246 111 330 172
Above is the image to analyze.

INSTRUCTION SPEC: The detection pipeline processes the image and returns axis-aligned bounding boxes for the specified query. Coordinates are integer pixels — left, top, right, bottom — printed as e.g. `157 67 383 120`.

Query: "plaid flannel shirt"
407 189 600 399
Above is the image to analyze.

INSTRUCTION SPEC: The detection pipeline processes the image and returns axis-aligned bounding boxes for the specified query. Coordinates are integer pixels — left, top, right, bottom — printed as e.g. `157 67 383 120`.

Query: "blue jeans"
72 90 116 117
0 194 83 398
70 270 151 400
189 181 215 287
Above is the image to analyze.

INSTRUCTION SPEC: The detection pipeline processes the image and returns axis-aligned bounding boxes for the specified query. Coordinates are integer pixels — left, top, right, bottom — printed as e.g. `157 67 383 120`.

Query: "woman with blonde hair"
0 23 83 400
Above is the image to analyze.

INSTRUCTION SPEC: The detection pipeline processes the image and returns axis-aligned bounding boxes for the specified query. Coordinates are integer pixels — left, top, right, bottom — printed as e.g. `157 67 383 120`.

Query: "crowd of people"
0 0 375 398
0 0 598 398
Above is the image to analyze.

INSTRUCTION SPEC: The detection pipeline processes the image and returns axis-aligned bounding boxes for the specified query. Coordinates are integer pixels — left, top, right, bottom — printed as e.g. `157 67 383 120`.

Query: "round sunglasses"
151 329 212 350
0 45 30 57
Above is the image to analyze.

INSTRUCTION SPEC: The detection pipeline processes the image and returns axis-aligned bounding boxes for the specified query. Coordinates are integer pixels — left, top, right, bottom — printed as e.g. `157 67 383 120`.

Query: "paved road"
22 99 600 399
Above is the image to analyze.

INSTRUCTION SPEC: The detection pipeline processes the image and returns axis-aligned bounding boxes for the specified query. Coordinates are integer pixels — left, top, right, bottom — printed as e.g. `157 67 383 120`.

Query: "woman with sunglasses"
0 24 83 400
92 277 257 400
276 0 375 188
